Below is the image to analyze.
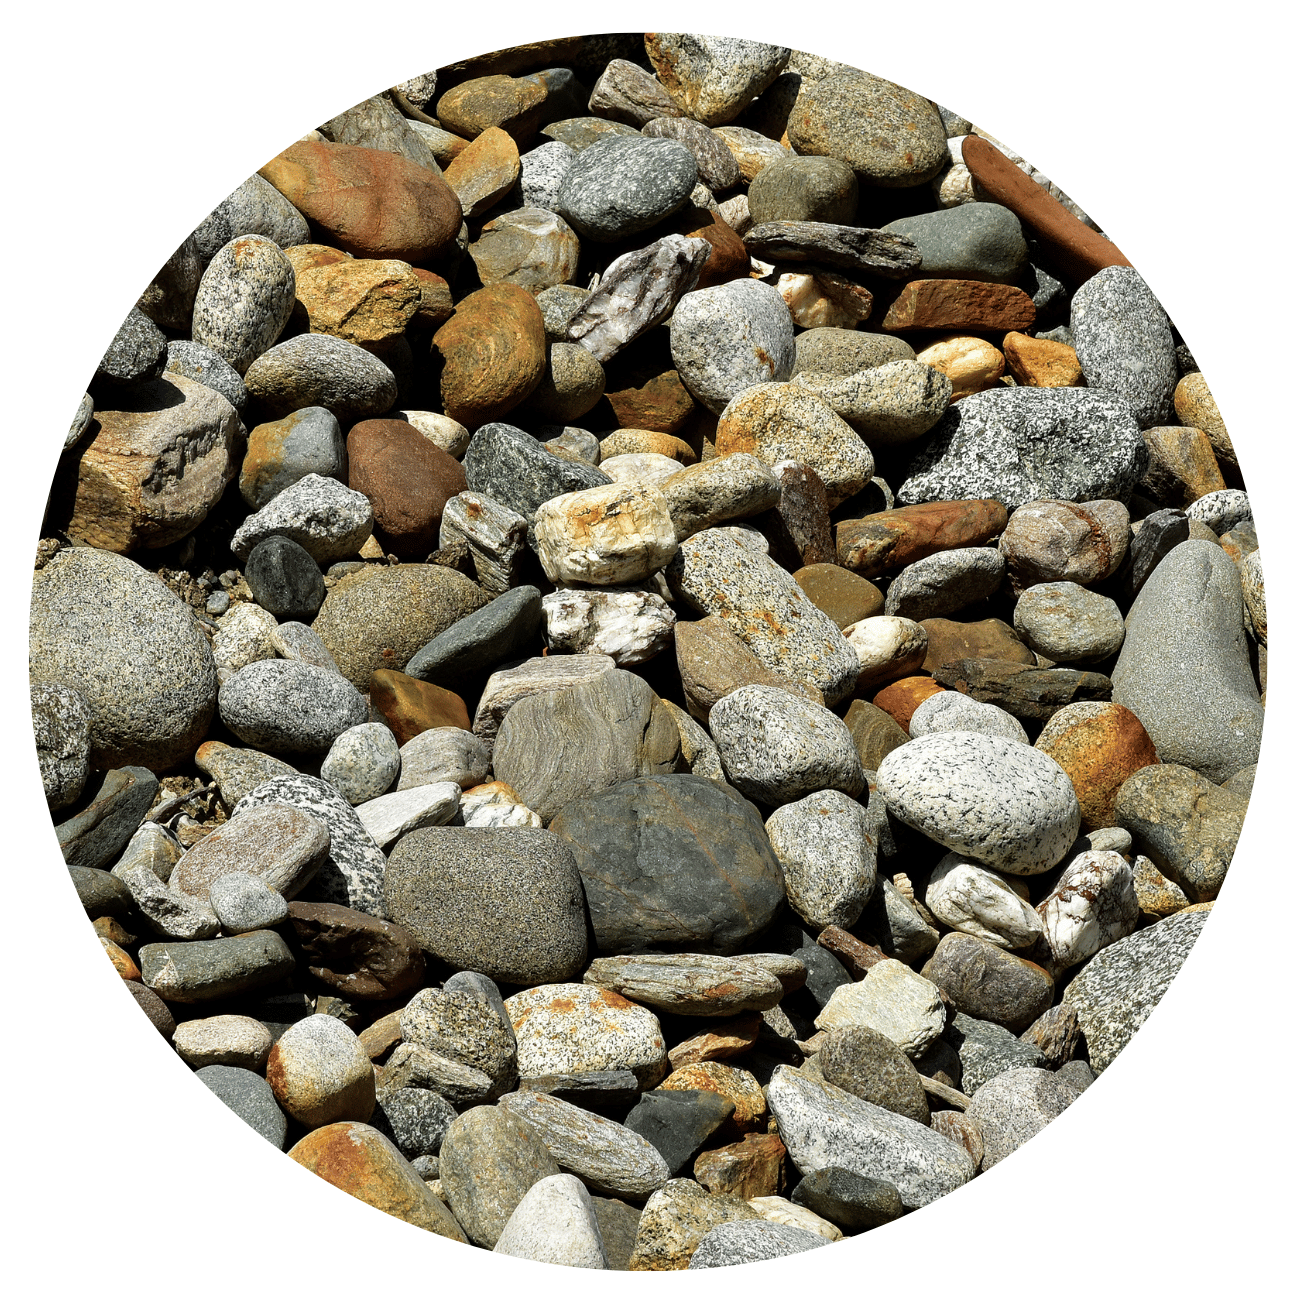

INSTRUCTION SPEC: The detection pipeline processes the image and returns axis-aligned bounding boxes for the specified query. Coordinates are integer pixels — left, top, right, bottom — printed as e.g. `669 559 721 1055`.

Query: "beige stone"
533 482 678 585
293 258 422 345
915 334 1004 400
1174 372 1236 470
442 125 520 218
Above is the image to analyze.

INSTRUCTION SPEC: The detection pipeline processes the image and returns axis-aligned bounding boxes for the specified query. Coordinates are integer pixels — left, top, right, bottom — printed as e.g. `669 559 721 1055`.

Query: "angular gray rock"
166 339 248 413
230 474 373 564
965 1066 1079 1167
644 33 791 126
945 1013 1047 1095
355 783 460 849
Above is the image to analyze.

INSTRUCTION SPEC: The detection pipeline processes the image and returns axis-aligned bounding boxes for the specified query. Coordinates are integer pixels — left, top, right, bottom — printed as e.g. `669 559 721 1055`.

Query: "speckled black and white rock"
230 474 373 563
710 685 864 806
120 862 221 940
399 989 518 1094
556 135 697 241
1014 582 1126 663
1185 488 1252 536
1112 540 1263 783
884 547 1005 621
165 339 248 412
944 1012 1047 1095
30 547 217 771
908 691 1028 745
767 1066 973 1209
32 682 91 812
646 32 791 125
877 732 1081 875
642 116 740 190
792 361 952 445
197 1064 288 1148
190 171 310 259
1071 266 1177 428
1062 908 1209 1072
669 279 796 415
689 1218 827 1267
884 203 1028 284
207 871 289 934
235 774 388 916
510 140 578 210
965 1067 1079 1167
218 660 367 756
897 388 1147 510
191 234 296 376
93 306 168 389
924 855 1042 949
243 334 398 424
371 1087 457 1161
320 723 400 805
765 790 878 930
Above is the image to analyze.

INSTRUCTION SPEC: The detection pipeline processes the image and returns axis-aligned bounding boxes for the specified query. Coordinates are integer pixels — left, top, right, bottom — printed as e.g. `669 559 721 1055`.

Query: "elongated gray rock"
244 334 397 424
689 1219 828 1267
55 766 159 869
582 954 785 1017
883 203 1028 284
792 360 952 444
472 654 616 753
139 930 295 1002
642 117 740 190
766 1066 973 1209
120 864 221 940
884 547 1005 620
355 783 459 848
744 221 921 276
397 728 490 791
566 234 711 363
191 234 296 376
498 1091 670 1201
1112 540 1262 783
557 135 698 242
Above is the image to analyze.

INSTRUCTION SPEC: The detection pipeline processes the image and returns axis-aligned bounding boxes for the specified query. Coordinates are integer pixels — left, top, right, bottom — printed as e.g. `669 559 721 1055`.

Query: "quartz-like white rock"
533 482 679 585
843 616 928 693
1036 849 1140 973
924 854 1042 950
354 782 460 849
541 588 676 665
813 959 945 1059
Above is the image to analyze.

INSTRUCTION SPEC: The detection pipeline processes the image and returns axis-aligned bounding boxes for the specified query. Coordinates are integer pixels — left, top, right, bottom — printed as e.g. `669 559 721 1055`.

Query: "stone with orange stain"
668 1013 763 1070
694 1132 788 1199
881 280 1036 333
369 669 470 744
1138 426 1226 508
504 982 669 1088
599 428 697 463
266 1013 375 1128
1034 701 1160 831
103 937 140 980
836 499 1007 578
658 1061 767 1134
283 244 352 277
873 676 945 731
259 141 462 263
602 365 699 433
915 334 1005 399
442 126 520 218
532 481 678 585
816 925 889 979
410 269 453 329
1002 331 1082 388
293 257 422 346
432 283 547 427
289 1121 468 1240
238 406 346 511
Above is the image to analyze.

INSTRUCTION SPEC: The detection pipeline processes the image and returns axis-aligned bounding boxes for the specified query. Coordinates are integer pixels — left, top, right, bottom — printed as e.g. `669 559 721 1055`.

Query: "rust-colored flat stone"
872 676 945 731
836 499 1007 578
794 564 885 629
921 618 1035 675
881 279 1035 333
369 669 470 743
817 925 888 978
668 1013 762 1070
961 135 1132 285
1002 331 1082 388
693 1132 787 1199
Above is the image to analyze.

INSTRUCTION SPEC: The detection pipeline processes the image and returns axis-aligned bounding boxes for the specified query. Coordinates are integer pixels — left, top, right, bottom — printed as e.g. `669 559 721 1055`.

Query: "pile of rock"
36 30 1259 1271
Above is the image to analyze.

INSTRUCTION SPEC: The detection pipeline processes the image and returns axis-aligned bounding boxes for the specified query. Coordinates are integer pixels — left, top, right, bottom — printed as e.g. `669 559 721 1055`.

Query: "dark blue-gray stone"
372 1086 457 1158
884 203 1027 284
165 340 248 413
793 935 853 1009
622 1089 734 1175
556 135 697 241
139 930 295 1003
944 1012 1047 1095
56 766 159 869
93 307 167 390
791 1166 905 1231
69 866 134 919
245 536 326 621
196 1064 289 1148
1118 508 1190 601
461 423 610 526
404 586 542 687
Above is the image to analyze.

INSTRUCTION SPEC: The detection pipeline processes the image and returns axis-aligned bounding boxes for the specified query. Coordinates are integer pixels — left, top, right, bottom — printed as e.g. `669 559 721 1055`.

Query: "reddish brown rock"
289 1121 468 1240
756 462 836 569
347 420 466 558
794 564 885 629
603 365 699 434
683 211 752 290
694 1133 788 1199
817 925 888 978
103 938 140 981
285 902 426 1001
668 1013 762 1070
1002 331 1082 388
435 75 549 144
844 698 911 771
881 280 1036 333
998 499 1131 593
921 618 1035 675
369 670 470 743
171 804 330 900
410 269 454 329
1139 426 1227 508
293 258 422 345
837 500 1007 578
961 135 1132 286
283 244 352 276
259 141 461 263
442 126 521 219
358 1010 405 1061
432 283 547 427
1034 701 1161 831
872 676 945 731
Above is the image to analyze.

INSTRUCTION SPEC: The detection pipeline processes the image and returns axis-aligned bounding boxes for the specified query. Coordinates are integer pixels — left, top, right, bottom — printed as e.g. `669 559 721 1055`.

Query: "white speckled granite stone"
765 790 877 929
230 473 374 563
1013 582 1125 663
877 732 1081 875
689 1218 827 1267
909 691 1028 744
191 234 296 376
884 547 1005 620
1185 488 1252 536
218 660 367 755
964 1066 1078 1167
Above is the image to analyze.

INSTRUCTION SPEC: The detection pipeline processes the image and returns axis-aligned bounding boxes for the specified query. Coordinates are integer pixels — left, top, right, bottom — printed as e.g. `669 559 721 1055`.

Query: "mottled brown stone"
410 269 454 329
880 279 1035 333
793 564 885 629
369 669 470 744
668 1013 763 1070
285 902 427 1001
921 932 1054 1032
872 676 945 731
658 1062 767 1134
293 258 422 345
931 659 1112 725
843 699 910 771
837 499 1007 578
920 618 1035 675
755 462 836 569
1002 331 1082 388
1173 373 1236 471
602 364 699 434
693 1133 787 1199
442 126 521 218
1139 426 1226 508
599 428 697 463
435 75 549 144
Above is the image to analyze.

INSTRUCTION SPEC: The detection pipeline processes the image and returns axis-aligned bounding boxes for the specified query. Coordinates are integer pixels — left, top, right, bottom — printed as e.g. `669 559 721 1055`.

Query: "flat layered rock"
931 659 1113 725
582 954 786 1017
837 499 1007 578
881 279 1035 332
744 221 920 275
813 960 945 1060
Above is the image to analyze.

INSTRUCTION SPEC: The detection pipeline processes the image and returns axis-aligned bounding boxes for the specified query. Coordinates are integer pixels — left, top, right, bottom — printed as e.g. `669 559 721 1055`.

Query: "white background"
2 2 1293 1294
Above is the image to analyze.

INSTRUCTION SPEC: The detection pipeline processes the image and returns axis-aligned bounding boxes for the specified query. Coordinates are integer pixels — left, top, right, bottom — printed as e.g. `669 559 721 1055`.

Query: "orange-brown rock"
598 428 697 463
442 126 521 219
694 1133 787 1199
675 614 823 721
1034 701 1161 830
872 676 945 731
668 1013 762 1070
49 375 240 553
881 280 1036 333
348 420 466 558
602 364 699 433
103 939 140 981
683 211 751 290
259 141 462 263
283 244 352 276
816 925 888 978
961 135 1132 286
93 916 136 948
658 1061 767 1134
435 75 549 144
915 335 1004 400
369 670 470 744
793 564 884 629
294 258 422 345
836 500 1007 578
1139 426 1227 508
410 269 454 329
921 617 1035 675
357 1010 405 1061
1173 372 1237 472
844 699 910 771
432 283 547 427
288 1121 468 1240
1002 331 1082 388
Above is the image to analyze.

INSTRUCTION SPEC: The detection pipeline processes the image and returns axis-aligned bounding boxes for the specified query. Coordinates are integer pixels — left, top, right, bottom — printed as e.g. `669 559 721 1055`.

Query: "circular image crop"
30 27 1265 1273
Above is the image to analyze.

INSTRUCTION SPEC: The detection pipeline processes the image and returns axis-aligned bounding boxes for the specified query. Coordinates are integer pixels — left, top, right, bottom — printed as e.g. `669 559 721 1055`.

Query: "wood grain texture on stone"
880 280 1036 333
843 699 911 772
961 135 1132 285
930 659 1112 724
836 500 1007 578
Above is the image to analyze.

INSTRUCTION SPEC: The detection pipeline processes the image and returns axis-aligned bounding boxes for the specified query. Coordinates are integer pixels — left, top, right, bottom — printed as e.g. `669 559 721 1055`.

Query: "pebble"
54 765 158 870
1013 581 1126 662
790 1168 904 1233
244 536 325 621
1173 371 1236 470
320 723 400 805
243 334 398 424
814 959 945 1060
793 360 952 445
713 125 793 182
584 954 785 1018
748 155 856 225
659 453 780 540
121 863 221 939
165 339 248 412
230 473 373 564
286 902 425 1002
925 855 1042 951
999 498 1131 591
534 481 678 585
355 783 460 849
1001 330 1082 389
909 691 1029 744
645 33 790 126
541 589 675 665
32 682 91 812
1035 849 1140 973
371 1087 456 1160
793 327 915 376
747 1197 843 1242
191 235 296 376
965 1067 1079 1168
173 1014 273 1070
884 203 1027 283
239 406 346 510
193 741 297 809
492 1173 609 1268
1185 487 1252 536
218 659 367 755
92 306 168 389
815 1025 930 1125
207 872 289 934
921 933 1054 1032
197 1065 287 1148
914 333 1005 399
139 929 295 1003
399 988 518 1090
557 134 697 241
884 546 1005 620
397 728 491 791
744 221 921 276
629 1178 761 1270
69 865 145 920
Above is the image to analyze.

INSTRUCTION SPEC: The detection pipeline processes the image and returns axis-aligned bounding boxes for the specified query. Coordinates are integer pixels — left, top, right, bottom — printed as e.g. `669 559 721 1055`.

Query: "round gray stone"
792 328 915 376
884 547 1006 621
243 334 398 424
218 660 368 755
230 473 373 564
93 306 167 389
165 339 248 412
908 691 1029 744
688 1218 827 1267
557 135 697 241
239 407 346 510
320 723 401 805
884 203 1028 284
207 871 289 934
1014 581 1125 662
191 171 310 259
191 234 296 376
